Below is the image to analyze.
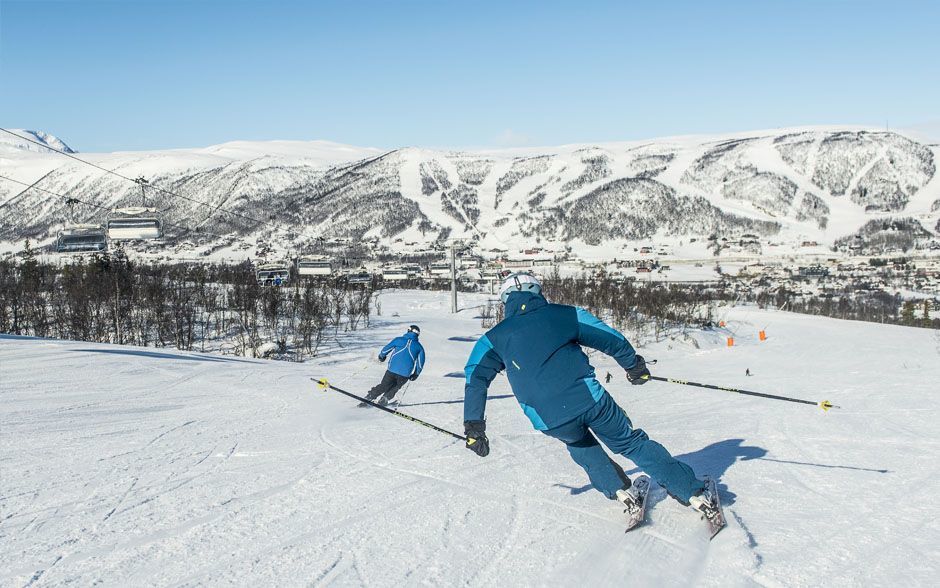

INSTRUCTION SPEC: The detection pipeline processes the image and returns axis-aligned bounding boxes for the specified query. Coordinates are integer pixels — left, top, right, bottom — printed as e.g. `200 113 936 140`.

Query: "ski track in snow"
1 290 939 586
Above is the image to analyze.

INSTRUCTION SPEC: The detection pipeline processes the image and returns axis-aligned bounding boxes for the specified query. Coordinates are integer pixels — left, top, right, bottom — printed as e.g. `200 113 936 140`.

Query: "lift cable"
0 127 283 232
0 173 232 242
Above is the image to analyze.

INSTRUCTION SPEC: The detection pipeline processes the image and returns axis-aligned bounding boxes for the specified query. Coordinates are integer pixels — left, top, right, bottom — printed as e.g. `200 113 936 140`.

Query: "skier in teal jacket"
463 272 709 512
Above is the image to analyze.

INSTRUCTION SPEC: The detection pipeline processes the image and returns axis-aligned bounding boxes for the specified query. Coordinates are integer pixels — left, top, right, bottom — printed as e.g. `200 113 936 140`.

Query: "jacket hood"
504 291 548 318
403 331 419 340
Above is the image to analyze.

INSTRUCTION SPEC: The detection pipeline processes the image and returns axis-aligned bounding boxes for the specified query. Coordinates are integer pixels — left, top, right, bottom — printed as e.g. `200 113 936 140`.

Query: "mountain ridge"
1 126 938 258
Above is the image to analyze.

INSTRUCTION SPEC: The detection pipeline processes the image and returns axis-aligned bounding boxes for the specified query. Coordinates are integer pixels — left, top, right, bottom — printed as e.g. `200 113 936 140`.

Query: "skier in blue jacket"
361 325 425 407
463 273 710 514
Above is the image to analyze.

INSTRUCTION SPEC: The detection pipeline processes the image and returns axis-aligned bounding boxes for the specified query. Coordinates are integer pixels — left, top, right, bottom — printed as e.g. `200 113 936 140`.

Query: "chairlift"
297 255 333 276
347 270 373 285
380 267 409 281
429 262 451 276
56 224 108 253
107 207 164 240
256 261 290 286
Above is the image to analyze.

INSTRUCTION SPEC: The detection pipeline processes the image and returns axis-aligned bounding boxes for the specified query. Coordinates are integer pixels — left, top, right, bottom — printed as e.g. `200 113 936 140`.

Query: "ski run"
2 289 939 586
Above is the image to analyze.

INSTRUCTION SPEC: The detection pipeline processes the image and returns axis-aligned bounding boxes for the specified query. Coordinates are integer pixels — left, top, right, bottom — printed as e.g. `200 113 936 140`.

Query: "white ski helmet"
499 272 542 304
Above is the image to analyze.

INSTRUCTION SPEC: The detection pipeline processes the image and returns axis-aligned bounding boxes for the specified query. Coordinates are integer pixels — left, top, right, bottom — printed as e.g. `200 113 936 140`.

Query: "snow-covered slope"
1 127 938 256
2 290 938 585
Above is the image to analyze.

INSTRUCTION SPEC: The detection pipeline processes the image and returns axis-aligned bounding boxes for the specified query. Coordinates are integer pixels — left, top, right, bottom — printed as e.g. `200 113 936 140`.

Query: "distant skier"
746 368 751 377
462 273 711 516
360 325 425 407
604 371 613 384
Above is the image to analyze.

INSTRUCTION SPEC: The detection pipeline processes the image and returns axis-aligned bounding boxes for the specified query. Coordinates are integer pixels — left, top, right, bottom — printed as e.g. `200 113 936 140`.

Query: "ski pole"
392 380 412 409
312 378 467 441
646 375 838 411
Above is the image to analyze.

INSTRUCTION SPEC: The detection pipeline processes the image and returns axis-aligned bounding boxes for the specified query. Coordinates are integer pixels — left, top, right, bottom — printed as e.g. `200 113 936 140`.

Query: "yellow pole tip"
317 378 329 390
820 401 833 411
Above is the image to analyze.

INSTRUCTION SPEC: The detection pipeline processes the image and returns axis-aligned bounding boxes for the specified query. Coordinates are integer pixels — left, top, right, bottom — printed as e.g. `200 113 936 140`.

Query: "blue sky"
1 0 938 151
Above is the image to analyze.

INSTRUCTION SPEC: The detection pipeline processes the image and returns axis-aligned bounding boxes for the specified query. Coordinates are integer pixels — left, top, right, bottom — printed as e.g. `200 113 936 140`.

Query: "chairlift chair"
429 262 451 276
107 207 164 240
297 255 333 276
256 261 290 286
380 267 409 281
347 270 373 285
55 224 108 253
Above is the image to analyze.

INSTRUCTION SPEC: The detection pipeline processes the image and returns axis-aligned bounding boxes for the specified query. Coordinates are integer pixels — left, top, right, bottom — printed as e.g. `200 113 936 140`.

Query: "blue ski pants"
543 391 704 502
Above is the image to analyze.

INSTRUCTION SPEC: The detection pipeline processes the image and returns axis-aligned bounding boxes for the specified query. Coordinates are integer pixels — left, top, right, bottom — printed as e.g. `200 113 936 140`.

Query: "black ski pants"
367 370 409 401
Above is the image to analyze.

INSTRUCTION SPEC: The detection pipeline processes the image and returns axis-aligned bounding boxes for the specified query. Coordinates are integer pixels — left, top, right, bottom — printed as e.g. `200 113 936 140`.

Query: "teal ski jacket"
464 291 639 430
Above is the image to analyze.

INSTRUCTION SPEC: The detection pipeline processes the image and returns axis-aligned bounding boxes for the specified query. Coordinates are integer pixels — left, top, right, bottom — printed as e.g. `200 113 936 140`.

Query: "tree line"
539 271 732 346
750 284 939 329
521 270 939 344
1 245 935 362
0 243 374 360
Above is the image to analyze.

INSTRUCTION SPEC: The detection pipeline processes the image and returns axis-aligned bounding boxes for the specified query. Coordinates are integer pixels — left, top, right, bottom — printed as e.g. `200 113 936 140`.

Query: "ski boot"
616 475 650 532
616 483 643 517
689 493 716 517
689 476 726 538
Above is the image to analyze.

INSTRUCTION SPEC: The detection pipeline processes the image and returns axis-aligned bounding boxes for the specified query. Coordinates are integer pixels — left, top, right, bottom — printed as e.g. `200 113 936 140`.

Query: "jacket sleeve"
574 307 638 370
414 343 425 376
463 335 504 422
379 337 400 359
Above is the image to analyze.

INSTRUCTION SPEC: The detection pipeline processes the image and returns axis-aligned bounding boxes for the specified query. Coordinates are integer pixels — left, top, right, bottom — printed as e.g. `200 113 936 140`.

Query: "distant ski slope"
1 290 938 585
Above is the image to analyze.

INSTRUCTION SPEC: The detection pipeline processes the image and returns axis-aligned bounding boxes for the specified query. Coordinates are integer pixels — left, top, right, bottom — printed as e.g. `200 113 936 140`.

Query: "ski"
622 474 651 532
696 476 727 540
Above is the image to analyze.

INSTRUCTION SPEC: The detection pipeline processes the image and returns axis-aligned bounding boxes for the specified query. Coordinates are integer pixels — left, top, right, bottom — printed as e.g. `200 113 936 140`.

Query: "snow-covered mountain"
1 127 938 257
0 129 75 154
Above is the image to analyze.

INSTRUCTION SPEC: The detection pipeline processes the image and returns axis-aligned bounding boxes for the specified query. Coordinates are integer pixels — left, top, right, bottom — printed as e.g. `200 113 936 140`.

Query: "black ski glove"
626 355 651 385
378 354 387 362
464 420 490 457
409 373 419 381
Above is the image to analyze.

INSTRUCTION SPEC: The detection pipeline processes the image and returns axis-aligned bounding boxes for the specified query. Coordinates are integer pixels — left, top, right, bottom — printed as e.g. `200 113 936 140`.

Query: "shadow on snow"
400 394 515 408
69 348 259 364
558 438 889 505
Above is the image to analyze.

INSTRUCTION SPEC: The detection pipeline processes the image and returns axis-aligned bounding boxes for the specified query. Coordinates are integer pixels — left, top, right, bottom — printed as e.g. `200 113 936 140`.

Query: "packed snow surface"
2 291 938 586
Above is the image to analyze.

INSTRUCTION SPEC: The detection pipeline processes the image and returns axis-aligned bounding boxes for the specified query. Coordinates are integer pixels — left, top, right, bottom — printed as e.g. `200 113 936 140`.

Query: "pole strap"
647 375 837 411
313 378 467 440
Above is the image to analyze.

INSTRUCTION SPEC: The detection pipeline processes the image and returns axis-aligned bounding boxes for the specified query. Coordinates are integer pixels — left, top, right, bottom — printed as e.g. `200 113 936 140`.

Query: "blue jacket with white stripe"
464 291 639 430
380 331 425 378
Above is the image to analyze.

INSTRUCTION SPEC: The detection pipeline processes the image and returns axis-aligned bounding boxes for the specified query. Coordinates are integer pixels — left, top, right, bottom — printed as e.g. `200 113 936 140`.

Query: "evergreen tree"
900 300 916 326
